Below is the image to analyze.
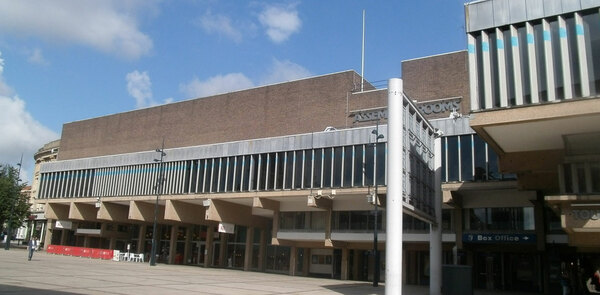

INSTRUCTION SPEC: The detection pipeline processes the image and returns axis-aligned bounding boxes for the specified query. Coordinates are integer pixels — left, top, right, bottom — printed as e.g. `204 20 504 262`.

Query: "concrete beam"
164 200 210 225
69 202 98 221
45 203 70 220
97 202 129 223
253 197 279 211
129 200 165 223
307 195 332 210
500 150 564 174
325 239 347 248
205 199 271 229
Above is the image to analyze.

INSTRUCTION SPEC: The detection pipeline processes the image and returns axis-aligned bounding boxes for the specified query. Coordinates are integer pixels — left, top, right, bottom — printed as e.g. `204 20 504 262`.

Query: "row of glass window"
275 207 534 232
279 210 452 232
38 144 388 198
464 207 535 231
441 133 516 182
470 9 600 109
561 161 600 194
39 142 436 215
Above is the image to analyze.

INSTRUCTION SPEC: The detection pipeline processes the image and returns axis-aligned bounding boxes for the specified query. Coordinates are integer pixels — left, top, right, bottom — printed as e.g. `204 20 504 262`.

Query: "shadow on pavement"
322 283 384 295
0 284 82 295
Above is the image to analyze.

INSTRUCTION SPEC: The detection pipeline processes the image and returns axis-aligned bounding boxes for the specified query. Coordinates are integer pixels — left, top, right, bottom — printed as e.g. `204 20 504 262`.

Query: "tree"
0 164 29 236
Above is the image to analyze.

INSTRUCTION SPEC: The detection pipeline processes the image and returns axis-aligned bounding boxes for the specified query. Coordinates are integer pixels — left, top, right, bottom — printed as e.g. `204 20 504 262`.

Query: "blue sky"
0 0 468 182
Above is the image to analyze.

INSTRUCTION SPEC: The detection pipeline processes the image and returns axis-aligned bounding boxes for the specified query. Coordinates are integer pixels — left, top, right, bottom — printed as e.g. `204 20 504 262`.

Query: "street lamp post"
4 155 23 251
149 141 166 266
371 122 383 287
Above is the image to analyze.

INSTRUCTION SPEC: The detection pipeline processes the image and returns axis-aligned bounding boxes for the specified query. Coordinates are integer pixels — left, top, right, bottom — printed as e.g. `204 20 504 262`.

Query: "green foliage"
0 164 29 232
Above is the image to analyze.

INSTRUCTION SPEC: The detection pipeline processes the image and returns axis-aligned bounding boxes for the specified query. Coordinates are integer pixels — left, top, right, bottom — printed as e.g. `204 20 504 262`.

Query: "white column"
385 78 404 295
467 34 479 111
430 136 443 295
526 22 540 104
558 16 573 99
510 25 524 106
496 28 508 107
481 31 493 109
543 19 556 101
575 12 592 96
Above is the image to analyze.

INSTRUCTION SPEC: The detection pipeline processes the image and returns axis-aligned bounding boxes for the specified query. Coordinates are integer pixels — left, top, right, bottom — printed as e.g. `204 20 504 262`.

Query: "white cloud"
0 52 59 183
126 70 173 108
258 4 301 43
27 48 49 66
180 59 311 99
180 73 254 99
126 70 153 108
197 11 243 43
261 59 312 85
0 52 13 96
0 1 154 59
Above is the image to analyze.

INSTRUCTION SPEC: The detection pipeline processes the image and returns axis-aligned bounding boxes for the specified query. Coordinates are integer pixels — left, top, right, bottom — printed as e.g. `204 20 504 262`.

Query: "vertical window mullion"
574 12 591 96
526 22 540 104
510 25 524 105
496 27 509 107
542 18 557 101
291 152 296 189
558 15 573 99
274 153 279 190
458 136 462 181
320 148 325 188
481 30 493 109
310 150 315 189
255 155 260 191
224 158 230 193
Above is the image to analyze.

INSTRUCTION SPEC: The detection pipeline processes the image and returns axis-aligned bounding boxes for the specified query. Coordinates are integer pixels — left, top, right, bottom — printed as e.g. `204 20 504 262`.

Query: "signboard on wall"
462 233 536 244
218 222 235 234
55 220 73 229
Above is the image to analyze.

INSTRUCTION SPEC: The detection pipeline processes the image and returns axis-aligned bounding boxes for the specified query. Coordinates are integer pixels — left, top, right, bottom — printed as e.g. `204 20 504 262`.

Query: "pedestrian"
27 237 38 261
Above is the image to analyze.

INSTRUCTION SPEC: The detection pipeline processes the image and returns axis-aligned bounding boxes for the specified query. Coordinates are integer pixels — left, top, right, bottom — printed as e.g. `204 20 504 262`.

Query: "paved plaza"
0 248 536 294
0 248 388 295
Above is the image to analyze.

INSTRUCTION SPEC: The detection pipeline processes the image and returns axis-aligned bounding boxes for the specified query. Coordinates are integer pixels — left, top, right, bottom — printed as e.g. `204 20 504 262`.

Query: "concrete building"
35 71 439 284
461 0 600 293
26 139 60 245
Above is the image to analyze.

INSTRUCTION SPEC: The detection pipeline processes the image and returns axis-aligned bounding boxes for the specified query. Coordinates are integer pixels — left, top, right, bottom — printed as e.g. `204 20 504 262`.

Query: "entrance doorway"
474 252 540 292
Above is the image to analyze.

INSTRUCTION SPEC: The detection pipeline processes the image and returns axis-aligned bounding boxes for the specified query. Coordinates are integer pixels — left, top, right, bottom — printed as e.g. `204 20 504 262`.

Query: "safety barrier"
46 245 113 260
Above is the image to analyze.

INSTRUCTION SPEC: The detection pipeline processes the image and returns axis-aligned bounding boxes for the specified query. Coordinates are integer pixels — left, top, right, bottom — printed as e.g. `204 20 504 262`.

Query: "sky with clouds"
0 0 467 182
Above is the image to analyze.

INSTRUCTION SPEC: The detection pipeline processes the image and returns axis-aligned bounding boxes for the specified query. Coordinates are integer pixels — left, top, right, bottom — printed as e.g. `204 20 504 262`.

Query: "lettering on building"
572 209 600 220
462 233 536 244
352 108 388 123
417 97 461 115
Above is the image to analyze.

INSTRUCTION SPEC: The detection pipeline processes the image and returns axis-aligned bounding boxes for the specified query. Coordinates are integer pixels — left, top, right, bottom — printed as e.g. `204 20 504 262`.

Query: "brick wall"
58 71 379 160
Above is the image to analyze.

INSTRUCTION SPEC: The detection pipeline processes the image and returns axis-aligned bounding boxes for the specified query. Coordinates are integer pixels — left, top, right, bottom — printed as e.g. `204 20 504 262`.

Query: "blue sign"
462 233 536 244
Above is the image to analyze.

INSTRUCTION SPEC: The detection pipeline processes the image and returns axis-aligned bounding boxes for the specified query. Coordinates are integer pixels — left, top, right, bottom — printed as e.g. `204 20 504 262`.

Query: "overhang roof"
470 98 600 155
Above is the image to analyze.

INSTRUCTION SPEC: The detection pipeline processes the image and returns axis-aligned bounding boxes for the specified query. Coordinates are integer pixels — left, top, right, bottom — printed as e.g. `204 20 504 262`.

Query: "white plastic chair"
134 253 144 263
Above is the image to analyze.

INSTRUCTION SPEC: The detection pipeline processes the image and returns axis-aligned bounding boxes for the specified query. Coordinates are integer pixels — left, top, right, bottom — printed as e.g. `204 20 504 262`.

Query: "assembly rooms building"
32 0 600 293
35 70 439 283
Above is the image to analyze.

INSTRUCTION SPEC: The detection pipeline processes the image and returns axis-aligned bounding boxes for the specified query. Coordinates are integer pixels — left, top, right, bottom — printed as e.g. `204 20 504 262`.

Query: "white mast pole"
385 78 404 294
361 9 365 92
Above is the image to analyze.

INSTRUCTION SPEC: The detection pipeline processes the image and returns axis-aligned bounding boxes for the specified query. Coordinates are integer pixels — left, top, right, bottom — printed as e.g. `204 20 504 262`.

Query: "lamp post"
371 122 383 287
149 141 166 266
4 155 22 251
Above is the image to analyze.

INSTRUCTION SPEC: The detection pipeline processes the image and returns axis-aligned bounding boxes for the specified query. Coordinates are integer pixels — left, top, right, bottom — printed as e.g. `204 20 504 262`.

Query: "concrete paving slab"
0 249 538 294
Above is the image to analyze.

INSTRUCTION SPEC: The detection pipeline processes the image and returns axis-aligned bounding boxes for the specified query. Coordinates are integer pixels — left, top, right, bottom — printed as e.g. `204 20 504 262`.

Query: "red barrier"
46 245 56 254
101 250 113 260
81 247 92 258
90 248 101 259
71 247 83 257
46 245 114 260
